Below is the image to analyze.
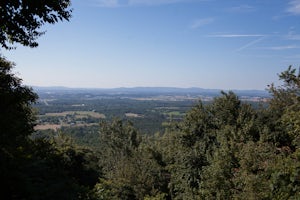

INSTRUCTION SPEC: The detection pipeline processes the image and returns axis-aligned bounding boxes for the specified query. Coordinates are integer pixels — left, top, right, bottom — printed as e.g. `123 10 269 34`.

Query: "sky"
3 0 300 90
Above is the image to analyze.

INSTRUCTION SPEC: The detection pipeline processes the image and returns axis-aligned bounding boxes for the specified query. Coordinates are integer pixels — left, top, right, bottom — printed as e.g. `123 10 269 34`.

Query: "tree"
0 0 72 49
0 56 37 149
0 56 36 198
267 66 300 147
167 92 262 199
96 119 170 199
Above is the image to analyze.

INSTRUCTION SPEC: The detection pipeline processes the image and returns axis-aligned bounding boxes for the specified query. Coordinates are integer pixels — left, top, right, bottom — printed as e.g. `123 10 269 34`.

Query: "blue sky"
3 0 300 90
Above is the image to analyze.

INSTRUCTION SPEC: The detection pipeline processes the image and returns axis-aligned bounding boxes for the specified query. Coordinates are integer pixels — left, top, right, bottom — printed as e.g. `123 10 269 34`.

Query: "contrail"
235 36 266 52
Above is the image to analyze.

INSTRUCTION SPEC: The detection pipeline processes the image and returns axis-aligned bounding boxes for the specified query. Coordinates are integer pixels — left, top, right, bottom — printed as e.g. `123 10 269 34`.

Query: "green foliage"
161 78 300 199
268 148 300 199
166 92 257 199
98 119 140 167
0 56 38 198
200 128 237 199
0 56 37 148
266 66 300 147
232 142 275 199
268 66 300 113
271 67 300 147
96 119 171 199
16 136 101 199
93 178 138 200
1 133 101 199
144 193 168 200
0 0 72 49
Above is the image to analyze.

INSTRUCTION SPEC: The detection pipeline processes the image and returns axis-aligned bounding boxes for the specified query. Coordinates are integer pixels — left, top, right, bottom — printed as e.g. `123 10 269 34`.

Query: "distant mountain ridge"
32 86 270 97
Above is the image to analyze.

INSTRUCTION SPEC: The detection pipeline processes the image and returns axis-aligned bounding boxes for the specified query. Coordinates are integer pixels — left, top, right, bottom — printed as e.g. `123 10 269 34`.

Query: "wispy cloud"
287 0 300 15
190 18 214 29
94 0 121 7
285 31 300 40
129 0 186 6
93 0 208 7
261 45 300 50
235 36 265 52
226 5 256 13
208 34 266 38
282 54 300 63
284 54 300 59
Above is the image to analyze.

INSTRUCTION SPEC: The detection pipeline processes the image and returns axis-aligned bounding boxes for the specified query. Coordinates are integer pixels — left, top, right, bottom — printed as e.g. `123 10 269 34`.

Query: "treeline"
1 55 300 199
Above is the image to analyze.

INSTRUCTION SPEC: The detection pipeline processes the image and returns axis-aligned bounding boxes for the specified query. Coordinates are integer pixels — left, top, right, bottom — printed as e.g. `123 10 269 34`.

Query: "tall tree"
0 0 72 49
0 56 37 149
0 56 36 198
268 66 300 146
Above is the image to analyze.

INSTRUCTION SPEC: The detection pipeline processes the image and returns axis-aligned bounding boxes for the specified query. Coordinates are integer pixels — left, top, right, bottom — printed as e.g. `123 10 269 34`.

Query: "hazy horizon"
32 85 269 92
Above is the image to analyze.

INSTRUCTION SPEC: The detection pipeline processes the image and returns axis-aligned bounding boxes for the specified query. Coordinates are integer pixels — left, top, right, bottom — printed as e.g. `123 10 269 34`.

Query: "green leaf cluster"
0 0 72 49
